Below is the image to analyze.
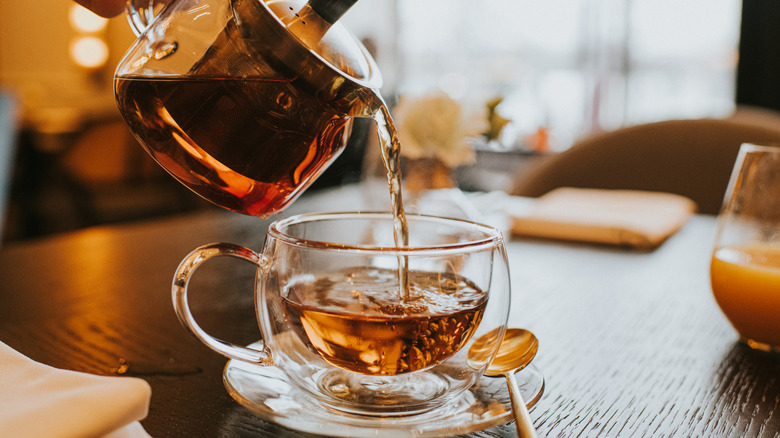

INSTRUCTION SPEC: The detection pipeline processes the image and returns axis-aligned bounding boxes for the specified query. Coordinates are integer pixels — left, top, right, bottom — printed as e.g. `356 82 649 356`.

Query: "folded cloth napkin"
510 187 697 250
0 341 152 438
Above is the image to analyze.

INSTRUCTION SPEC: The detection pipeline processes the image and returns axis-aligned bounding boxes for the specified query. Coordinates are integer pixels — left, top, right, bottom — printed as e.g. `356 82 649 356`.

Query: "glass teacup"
711 143 780 352
173 212 511 416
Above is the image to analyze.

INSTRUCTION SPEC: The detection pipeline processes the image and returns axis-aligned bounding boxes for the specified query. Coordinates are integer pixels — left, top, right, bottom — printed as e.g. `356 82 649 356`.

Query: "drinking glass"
710 143 780 352
173 211 512 416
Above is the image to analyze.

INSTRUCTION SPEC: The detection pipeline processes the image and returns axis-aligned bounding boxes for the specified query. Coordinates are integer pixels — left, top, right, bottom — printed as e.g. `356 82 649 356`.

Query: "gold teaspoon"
483 328 540 438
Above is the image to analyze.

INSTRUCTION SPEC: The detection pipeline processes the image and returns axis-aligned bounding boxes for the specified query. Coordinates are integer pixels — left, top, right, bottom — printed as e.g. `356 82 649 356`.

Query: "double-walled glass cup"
711 143 780 352
173 212 511 416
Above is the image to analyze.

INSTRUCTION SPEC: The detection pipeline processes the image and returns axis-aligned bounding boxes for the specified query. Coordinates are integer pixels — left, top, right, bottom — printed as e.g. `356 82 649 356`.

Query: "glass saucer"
223 341 545 437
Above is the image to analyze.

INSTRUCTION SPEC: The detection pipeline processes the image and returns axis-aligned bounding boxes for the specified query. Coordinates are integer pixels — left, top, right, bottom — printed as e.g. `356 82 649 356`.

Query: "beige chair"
511 108 780 215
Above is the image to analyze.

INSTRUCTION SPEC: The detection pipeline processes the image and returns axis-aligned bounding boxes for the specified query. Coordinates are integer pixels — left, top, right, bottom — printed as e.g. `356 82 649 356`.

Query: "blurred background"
0 0 776 243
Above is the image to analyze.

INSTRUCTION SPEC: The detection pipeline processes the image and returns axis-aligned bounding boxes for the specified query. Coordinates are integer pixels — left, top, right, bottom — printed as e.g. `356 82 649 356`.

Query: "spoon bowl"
485 328 539 377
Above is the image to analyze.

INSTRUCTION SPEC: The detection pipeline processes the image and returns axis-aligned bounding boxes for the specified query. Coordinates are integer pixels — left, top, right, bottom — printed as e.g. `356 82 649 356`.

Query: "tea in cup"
173 212 511 415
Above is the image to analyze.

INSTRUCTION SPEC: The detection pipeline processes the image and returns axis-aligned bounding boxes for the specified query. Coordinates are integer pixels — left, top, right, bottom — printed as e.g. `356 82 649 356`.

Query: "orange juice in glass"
710 245 780 350
710 143 780 352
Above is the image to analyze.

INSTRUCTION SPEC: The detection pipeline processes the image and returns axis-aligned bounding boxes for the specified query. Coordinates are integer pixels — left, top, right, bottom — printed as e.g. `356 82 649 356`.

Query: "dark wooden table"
1 186 778 437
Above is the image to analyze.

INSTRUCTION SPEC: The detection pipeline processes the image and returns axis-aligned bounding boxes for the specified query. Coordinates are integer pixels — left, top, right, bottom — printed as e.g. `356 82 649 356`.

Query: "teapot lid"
235 0 382 91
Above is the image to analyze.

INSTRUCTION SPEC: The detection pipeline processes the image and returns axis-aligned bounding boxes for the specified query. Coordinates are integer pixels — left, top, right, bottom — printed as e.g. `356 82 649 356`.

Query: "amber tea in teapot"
115 75 357 216
115 0 383 217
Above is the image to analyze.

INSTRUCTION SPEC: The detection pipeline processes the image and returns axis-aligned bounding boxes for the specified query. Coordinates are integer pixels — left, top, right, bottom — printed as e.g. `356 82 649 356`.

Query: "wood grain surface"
0 186 778 437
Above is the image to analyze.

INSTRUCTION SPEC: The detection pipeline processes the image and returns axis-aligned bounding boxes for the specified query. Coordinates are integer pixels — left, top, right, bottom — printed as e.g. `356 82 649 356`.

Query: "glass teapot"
114 0 382 217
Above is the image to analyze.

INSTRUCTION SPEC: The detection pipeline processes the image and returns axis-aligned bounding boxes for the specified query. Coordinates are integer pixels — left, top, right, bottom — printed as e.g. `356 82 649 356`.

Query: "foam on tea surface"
283 266 487 375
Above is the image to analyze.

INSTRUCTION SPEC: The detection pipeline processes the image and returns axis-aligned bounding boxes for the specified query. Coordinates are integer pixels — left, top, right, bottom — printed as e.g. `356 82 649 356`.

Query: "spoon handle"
504 371 538 438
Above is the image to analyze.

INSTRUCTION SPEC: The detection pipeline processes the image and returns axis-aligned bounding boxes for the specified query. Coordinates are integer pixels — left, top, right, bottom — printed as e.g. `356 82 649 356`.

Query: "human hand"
74 0 126 18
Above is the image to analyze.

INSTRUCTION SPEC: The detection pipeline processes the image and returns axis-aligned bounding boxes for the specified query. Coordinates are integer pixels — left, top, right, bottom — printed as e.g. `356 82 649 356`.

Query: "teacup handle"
172 242 273 366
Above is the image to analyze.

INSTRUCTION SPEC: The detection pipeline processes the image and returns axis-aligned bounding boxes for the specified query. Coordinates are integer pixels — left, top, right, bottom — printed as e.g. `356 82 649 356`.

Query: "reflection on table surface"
0 185 778 437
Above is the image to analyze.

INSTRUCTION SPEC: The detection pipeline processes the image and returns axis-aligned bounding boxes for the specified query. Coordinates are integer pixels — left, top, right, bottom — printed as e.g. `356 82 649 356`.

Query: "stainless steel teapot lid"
126 0 381 89
241 0 381 90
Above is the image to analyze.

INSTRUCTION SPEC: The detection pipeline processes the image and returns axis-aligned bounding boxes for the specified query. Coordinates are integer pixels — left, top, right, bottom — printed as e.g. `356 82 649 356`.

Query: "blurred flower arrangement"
392 91 490 192
393 91 486 168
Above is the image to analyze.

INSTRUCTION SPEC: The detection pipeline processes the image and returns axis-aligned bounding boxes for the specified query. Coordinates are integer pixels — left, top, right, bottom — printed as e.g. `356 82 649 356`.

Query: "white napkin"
0 341 152 438
509 187 697 250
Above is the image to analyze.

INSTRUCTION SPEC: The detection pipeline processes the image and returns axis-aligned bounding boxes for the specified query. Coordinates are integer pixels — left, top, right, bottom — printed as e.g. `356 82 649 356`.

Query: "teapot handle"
126 0 170 36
